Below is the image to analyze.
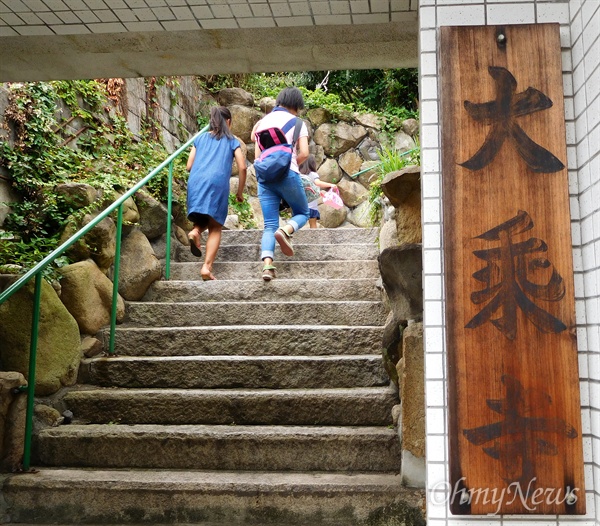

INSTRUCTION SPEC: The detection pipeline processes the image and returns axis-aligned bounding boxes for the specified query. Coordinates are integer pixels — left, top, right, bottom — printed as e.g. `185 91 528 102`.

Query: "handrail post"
165 161 174 281
108 204 124 355
23 273 42 471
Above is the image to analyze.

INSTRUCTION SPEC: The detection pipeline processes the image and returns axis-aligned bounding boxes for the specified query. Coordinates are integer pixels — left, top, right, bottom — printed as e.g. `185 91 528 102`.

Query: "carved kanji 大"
460 67 565 173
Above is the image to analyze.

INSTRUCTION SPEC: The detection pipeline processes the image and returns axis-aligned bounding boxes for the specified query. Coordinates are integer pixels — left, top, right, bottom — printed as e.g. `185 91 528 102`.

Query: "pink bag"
322 187 343 209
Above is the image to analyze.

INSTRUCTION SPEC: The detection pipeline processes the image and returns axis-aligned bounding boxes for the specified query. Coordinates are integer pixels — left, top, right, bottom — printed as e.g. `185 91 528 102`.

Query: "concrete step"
2 469 425 525
168 260 380 280
176 243 379 263
143 278 382 302
78 355 389 389
124 300 388 327
34 425 403 472
198 226 379 246
99 325 385 356
62 386 398 425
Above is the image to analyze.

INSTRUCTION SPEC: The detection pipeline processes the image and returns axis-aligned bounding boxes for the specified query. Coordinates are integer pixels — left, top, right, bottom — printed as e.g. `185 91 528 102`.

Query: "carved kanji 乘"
465 210 566 340
460 66 565 173
463 375 578 487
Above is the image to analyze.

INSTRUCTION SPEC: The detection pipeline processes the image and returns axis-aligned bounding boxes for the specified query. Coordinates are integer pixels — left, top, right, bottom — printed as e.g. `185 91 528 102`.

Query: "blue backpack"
254 117 302 184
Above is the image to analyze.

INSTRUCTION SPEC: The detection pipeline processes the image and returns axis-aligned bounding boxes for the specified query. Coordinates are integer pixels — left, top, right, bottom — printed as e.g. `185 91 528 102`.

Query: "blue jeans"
258 169 309 260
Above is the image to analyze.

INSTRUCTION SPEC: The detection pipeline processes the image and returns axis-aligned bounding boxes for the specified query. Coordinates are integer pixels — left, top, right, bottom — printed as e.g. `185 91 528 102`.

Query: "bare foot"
201 264 216 281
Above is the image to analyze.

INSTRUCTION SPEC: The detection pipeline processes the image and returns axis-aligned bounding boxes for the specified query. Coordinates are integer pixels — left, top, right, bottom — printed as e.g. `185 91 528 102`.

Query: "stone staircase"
2 227 425 526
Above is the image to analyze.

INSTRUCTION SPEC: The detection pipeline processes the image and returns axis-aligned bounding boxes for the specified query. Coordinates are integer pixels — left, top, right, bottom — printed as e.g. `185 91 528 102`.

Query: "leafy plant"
367 145 421 224
228 193 257 229
0 81 189 273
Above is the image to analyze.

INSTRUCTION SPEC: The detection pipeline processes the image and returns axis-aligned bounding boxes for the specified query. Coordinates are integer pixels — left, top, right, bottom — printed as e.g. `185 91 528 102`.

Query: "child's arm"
234 147 247 202
314 177 337 190
186 146 196 172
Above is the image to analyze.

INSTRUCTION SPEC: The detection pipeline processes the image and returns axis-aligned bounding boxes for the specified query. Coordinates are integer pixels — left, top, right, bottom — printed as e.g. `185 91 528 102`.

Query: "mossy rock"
0 279 80 396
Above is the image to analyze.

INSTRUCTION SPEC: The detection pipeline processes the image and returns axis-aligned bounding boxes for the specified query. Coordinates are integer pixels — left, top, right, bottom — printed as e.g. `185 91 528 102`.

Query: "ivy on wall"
0 80 188 272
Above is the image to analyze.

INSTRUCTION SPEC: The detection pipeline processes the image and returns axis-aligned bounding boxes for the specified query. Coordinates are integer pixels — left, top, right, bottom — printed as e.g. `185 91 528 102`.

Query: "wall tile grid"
0 0 416 35
419 0 599 524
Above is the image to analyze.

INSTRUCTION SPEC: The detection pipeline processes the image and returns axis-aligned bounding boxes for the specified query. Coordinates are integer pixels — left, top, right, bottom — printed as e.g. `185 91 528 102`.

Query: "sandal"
262 265 276 282
188 235 202 258
274 227 294 256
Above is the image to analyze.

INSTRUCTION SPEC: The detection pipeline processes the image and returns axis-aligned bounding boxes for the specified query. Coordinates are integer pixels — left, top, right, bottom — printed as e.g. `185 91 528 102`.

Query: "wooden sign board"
440 24 585 515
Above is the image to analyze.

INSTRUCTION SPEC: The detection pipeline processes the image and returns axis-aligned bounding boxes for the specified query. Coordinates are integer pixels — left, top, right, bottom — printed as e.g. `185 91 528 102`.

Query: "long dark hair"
209 106 233 139
299 154 317 175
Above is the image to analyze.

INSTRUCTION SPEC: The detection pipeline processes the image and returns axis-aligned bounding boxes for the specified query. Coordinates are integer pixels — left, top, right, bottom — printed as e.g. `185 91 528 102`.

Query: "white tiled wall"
419 0 599 524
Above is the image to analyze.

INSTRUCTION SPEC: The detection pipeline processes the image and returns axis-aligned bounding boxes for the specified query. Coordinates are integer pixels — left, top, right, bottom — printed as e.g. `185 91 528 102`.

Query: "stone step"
143 278 382 302
2 469 425 525
124 300 388 327
176 243 379 263
78 355 389 389
62 386 398 426
199 226 379 246
168 260 380 281
34 425 403 472
99 325 385 356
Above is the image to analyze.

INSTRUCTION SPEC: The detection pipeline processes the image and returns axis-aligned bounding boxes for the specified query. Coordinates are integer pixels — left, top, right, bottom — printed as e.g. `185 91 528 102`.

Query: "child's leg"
308 218 317 229
201 217 222 280
188 214 209 257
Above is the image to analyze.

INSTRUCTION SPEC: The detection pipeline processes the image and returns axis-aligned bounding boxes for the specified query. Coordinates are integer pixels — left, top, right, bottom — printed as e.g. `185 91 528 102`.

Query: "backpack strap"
290 118 302 148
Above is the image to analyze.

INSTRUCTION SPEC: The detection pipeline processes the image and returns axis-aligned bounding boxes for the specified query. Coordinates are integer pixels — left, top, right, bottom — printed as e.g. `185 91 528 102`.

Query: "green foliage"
368 145 421 224
228 193 257 229
0 81 187 272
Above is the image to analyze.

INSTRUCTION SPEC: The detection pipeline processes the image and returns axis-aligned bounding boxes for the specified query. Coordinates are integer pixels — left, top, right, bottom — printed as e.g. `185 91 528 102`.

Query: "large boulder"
258 97 276 114
118 229 162 301
354 112 382 130
217 87 254 107
313 122 367 157
357 137 381 162
356 161 381 189
394 130 417 153
381 165 420 208
379 217 399 251
135 191 169 241
346 200 373 228
0 280 80 396
60 213 116 272
59 259 125 335
337 177 369 208
310 144 325 167
399 321 425 488
401 118 419 137
317 158 341 184
116 193 140 225
55 183 98 209
244 163 258 197
0 371 27 472
228 105 262 143
396 188 422 245
381 312 402 388
378 245 423 321
247 197 264 229
338 149 363 179
317 202 347 228
306 107 332 127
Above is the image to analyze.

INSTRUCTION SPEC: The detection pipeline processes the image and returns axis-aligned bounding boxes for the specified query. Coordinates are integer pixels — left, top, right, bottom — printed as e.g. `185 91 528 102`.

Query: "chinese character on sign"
463 375 578 487
465 210 566 340
460 66 565 173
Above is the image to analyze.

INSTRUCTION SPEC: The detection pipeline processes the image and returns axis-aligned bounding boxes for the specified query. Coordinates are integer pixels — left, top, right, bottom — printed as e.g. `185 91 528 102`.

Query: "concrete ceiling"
0 0 419 82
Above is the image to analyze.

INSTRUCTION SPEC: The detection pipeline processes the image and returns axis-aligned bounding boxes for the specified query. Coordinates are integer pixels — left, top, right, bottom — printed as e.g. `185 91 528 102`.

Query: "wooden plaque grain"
440 24 585 515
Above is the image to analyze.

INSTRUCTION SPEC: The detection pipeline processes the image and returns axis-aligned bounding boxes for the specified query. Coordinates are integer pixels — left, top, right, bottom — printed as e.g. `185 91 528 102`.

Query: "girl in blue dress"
186 106 247 280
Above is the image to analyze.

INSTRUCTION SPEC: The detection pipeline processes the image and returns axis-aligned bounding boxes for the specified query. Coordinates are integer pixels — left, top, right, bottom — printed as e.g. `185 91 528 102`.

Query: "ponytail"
299 154 317 175
209 106 233 140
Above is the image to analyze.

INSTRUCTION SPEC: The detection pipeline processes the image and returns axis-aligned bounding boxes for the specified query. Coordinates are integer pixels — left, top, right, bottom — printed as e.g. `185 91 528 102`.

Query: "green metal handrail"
0 124 208 471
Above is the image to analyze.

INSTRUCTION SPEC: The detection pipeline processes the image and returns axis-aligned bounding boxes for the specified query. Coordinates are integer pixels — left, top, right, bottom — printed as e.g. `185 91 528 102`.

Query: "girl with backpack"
253 87 310 281
186 106 247 281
